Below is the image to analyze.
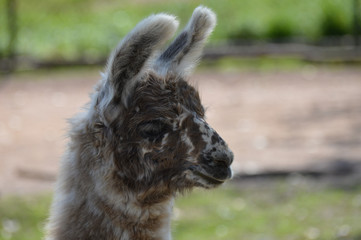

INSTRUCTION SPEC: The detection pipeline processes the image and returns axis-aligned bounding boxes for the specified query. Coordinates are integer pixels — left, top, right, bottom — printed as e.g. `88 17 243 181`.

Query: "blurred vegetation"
0 0 357 62
321 5 352 37
0 194 50 240
199 57 307 72
1 181 361 240
266 17 294 42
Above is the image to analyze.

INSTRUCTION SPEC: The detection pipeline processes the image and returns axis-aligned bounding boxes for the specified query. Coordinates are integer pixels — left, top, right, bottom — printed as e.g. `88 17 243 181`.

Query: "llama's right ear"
98 14 178 125
154 6 216 77
104 13 178 104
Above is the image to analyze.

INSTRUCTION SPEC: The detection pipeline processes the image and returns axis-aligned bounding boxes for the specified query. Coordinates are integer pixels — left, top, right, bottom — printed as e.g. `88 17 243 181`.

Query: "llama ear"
105 13 179 104
97 14 178 125
154 6 216 76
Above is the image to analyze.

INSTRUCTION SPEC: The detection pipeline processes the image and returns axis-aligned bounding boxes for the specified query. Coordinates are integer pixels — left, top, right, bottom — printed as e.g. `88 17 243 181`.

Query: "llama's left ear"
154 6 216 77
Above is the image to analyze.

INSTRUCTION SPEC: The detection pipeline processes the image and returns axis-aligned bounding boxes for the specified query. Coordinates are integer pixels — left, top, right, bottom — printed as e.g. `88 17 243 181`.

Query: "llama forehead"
130 74 204 118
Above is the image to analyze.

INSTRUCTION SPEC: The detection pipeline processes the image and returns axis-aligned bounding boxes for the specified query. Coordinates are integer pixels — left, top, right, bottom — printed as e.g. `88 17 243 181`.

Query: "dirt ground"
1 66 361 195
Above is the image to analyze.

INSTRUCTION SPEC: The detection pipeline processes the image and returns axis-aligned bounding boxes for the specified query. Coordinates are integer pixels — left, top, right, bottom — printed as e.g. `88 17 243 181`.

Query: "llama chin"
45 6 233 240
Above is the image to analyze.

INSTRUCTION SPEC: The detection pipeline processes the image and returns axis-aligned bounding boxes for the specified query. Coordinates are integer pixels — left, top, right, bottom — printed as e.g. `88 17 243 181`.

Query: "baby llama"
45 6 233 240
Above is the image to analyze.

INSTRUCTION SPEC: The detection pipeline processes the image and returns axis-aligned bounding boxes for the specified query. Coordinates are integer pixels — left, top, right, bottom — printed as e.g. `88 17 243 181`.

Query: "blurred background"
1 0 361 239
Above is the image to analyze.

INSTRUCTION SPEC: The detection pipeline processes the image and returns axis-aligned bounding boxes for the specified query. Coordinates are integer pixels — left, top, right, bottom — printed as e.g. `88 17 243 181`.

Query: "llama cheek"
161 133 169 147
180 131 195 157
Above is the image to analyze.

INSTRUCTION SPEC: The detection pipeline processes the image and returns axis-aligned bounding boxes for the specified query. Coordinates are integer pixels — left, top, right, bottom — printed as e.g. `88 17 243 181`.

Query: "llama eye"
138 120 169 141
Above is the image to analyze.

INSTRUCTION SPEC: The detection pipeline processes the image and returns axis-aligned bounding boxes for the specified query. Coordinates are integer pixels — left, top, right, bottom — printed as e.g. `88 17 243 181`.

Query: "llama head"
91 6 233 200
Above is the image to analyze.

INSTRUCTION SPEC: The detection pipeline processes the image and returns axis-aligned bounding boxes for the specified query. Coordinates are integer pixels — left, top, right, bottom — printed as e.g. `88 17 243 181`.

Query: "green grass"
174 183 361 240
1 181 361 240
0 194 50 240
199 57 308 72
0 0 355 61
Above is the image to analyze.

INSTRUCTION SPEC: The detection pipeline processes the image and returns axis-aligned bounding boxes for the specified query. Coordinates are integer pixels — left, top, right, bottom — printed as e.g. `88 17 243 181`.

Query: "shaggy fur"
45 6 233 240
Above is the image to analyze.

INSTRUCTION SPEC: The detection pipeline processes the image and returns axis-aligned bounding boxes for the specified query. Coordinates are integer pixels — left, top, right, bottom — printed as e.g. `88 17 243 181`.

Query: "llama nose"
213 151 233 166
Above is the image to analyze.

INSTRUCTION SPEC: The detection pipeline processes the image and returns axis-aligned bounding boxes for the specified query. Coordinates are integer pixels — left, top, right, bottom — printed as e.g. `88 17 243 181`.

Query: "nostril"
214 158 228 167
213 152 233 166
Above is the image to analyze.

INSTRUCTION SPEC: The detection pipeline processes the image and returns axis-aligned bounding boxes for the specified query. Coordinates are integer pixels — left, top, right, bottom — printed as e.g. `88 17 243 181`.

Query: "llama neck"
46 125 175 240
91 192 174 240
47 188 174 240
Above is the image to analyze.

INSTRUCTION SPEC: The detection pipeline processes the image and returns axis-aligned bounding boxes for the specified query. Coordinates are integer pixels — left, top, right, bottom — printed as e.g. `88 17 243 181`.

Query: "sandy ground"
1 66 361 195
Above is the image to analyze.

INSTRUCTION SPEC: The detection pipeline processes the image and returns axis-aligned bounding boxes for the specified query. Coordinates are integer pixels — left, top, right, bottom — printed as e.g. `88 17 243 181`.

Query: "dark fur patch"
159 32 188 62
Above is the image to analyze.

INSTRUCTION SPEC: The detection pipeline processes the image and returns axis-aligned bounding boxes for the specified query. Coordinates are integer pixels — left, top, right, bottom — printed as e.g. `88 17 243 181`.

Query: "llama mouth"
193 170 226 185
189 165 228 185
